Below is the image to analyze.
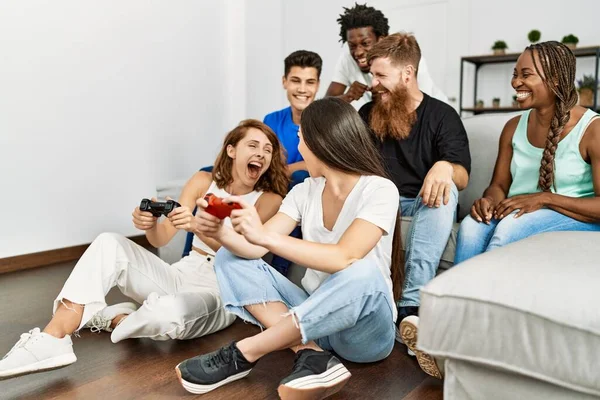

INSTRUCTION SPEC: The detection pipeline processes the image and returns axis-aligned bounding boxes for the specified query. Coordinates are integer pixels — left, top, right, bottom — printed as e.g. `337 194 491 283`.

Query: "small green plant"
493 97 501 102
561 34 579 45
512 94 518 101
528 30 541 43
577 75 597 91
491 40 508 50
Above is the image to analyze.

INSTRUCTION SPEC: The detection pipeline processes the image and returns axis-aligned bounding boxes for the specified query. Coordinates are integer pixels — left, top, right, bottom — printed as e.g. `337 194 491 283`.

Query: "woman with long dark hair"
175 97 403 399
455 41 600 264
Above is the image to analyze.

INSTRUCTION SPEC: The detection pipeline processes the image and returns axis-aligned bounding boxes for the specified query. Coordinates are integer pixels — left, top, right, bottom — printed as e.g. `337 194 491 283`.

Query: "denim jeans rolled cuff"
214 249 302 329
214 248 396 363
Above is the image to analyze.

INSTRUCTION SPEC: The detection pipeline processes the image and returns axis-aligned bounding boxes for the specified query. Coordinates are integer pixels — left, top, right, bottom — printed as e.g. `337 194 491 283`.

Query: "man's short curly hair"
337 3 389 43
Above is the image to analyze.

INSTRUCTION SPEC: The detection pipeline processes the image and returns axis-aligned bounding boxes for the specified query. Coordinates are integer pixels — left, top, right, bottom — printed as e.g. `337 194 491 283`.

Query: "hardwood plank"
0 235 152 275
402 377 444 400
0 261 443 400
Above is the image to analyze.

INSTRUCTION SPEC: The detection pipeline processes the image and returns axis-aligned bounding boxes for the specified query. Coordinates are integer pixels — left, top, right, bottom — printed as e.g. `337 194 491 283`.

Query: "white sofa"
420 231 600 399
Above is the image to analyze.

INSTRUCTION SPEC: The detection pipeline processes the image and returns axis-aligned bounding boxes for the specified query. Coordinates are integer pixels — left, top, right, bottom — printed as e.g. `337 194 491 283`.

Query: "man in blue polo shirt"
263 50 322 274
263 50 322 188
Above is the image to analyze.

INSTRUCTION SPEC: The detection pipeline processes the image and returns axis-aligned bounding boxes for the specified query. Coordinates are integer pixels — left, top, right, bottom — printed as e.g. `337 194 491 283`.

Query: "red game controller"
204 193 242 219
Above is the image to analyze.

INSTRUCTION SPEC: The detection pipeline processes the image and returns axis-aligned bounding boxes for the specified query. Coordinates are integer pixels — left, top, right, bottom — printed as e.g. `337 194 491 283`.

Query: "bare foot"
110 314 128 329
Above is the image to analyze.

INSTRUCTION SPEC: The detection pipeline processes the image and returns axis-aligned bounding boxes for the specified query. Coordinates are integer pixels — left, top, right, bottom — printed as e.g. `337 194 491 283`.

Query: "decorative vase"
579 88 594 107
492 100 501 108
493 49 506 55
476 101 484 109
564 43 577 50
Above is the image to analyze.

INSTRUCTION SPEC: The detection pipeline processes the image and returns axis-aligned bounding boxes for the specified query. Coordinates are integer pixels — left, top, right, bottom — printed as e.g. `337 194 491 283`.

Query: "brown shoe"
400 316 443 379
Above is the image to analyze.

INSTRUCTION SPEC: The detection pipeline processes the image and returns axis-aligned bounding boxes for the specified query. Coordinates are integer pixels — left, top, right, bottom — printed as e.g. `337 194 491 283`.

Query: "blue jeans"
214 248 395 363
399 184 458 308
454 209 600 264
270 169 310 275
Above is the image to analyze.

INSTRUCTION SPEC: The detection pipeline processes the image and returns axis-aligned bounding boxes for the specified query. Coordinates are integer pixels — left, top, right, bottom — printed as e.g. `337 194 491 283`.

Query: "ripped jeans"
214 248 396 363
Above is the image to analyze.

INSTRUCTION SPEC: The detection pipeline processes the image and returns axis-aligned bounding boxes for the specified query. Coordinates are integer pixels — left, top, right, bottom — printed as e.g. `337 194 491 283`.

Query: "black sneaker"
175 342 256 394
277 349 351 400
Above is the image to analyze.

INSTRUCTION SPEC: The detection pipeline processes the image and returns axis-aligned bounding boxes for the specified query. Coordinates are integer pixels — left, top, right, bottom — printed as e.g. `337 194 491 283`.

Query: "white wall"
0 0 245 258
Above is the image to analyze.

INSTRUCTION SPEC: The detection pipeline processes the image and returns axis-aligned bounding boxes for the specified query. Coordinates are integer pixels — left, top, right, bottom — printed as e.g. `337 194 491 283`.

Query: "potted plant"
512 95 519 107
577 74 597 107
528 29 541 44
476 99 484 109
491 40 508 55
562 34 579 50
492 97 501 108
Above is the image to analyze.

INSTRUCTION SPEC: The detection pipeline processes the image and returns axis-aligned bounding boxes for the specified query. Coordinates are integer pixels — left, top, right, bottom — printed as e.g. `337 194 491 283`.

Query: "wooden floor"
0 262 443 400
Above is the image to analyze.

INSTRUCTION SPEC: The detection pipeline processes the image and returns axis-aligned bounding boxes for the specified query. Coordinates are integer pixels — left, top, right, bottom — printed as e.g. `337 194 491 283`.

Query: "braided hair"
526 41 578 191
337 3 389 43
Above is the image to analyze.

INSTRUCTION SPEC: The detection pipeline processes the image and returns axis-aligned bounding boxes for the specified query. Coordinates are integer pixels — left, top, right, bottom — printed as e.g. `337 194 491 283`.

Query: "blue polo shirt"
263 107 303 164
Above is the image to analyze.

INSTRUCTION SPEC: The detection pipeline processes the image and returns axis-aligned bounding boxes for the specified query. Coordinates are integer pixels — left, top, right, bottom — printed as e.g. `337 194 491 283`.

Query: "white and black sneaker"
0 328 77 379
278 349 351 400
175 342 256 394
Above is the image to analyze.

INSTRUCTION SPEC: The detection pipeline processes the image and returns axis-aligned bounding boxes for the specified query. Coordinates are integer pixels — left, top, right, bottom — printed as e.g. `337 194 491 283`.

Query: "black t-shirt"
359 93 471 198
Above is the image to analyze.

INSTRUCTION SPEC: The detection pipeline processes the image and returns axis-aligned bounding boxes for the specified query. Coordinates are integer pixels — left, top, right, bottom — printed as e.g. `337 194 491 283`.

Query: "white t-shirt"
332 43 449 109
278 175 400 321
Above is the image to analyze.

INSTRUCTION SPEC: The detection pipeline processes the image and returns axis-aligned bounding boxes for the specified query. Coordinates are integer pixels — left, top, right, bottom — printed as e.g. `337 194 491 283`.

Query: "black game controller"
139 198 181 217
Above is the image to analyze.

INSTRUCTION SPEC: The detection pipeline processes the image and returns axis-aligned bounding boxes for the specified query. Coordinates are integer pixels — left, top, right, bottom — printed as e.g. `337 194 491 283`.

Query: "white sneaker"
84 302 138 333
0 328 77 379
400 316 443 379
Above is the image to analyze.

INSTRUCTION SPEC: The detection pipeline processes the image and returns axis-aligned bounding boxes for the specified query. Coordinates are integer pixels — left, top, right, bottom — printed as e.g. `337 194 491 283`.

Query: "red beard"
369 84 417 140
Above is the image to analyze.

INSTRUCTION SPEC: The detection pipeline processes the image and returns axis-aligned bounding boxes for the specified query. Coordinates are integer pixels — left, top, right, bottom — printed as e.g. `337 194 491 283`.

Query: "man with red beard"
359 32 470 378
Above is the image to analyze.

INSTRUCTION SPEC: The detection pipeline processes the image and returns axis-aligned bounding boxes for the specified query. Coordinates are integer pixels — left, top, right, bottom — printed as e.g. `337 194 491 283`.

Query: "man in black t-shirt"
359 33 471 374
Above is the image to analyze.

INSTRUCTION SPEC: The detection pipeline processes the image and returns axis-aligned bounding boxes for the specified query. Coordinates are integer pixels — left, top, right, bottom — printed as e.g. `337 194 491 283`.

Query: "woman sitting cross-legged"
174 97 403 399
0 120 288 379
454 40 600 265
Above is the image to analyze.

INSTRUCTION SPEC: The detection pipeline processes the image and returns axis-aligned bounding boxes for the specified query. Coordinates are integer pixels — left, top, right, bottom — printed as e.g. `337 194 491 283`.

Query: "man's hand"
342 81 370 103
470 197 497 224
494 193 549 219
418 161 454 208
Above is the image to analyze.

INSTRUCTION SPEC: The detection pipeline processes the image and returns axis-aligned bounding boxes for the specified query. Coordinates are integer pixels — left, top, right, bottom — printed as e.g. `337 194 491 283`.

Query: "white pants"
53 232 235 342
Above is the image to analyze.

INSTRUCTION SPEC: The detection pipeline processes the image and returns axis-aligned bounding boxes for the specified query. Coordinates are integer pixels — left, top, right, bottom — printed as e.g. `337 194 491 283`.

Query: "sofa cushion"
418 231 600 397
444 359 599 400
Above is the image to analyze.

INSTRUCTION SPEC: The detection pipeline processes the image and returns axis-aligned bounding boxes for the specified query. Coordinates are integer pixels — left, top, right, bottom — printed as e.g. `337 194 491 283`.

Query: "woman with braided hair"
454 40 600 264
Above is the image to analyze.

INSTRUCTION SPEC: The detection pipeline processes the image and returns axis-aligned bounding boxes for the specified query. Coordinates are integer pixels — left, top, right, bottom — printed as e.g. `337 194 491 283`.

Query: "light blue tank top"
508 109 598 198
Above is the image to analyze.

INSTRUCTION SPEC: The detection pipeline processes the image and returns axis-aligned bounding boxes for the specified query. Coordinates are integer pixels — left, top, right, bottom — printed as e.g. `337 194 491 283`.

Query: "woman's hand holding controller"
194 197 225 239
132 197 158 230
166 197 197 232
